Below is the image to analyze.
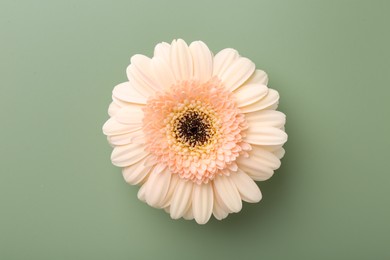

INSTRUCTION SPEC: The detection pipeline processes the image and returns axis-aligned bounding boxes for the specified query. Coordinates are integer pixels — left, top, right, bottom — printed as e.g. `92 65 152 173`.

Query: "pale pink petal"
112 81 147 104
153 42 171 62
189 41 213 83
145 165 171 208
114 106 144 125
244 110 286 128
151 57 176 89
212 193 229 220
192 183 213 224
170 39 193 81
244 69 268 86
137 184 147 202
273 147 286 159
126 64 155 97
162 173 180 208
231 170 262 203
130 54 162 91
122 156 153 185
183 207 194 220
240 88 280 113
213 175 242 213
111 143 148 167
170 179 193 219
108 102 121 117
234 83 268 107
212 48 239 76
236 145 281 181
219 57 255 91
102 117 141 136
245 126 288 146
107 129 143 146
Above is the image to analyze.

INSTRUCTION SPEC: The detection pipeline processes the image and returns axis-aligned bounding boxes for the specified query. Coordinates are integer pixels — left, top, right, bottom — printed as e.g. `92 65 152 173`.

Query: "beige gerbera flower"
103 39 287 224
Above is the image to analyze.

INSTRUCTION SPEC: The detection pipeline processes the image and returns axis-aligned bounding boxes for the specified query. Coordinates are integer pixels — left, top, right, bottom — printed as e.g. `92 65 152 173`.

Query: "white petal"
213 175 242 213
108 102 121 117
273 147 286 159
219 57 255 91
213 48 239 76
236 145 281 181
151 57 176 89
244 69 268 86
170 179 193 219
122 156 153 185
170 39 193 81
145 165 171 208
130 54 161 91
153 42 171 62
126 64 155 97
189 41 213 83
161 173 180 208
245 110 286 128
212 195 229 220
240 88 280 113
192 183 213 224
114 106 144 125
111 143 148 167
245 126 287 146
112 81 147 104
234 83 268 107
137 184 147 202
231 170 262 203
102 117 141 136
107 129 143 145
183 207 194 220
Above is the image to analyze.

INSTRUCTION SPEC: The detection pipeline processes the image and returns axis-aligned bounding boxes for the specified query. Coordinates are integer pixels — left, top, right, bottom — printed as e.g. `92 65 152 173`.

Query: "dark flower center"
174 110 213 147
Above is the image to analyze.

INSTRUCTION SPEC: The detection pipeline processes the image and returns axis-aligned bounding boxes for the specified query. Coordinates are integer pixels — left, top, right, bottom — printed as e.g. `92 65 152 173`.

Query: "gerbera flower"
103 39 287 224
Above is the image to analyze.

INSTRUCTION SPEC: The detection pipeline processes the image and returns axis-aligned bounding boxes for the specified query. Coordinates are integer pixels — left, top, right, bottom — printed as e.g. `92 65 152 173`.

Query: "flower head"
103 39 287 224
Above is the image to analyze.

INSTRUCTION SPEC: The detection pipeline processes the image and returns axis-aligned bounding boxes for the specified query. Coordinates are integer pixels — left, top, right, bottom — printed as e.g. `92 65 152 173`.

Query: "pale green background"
1 0 389 259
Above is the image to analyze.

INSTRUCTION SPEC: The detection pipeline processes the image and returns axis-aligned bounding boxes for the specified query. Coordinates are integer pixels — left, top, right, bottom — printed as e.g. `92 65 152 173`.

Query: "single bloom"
103 39 287 224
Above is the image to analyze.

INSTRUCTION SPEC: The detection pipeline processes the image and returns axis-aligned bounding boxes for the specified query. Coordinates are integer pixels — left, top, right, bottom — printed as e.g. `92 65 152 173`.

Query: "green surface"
1 0 389 259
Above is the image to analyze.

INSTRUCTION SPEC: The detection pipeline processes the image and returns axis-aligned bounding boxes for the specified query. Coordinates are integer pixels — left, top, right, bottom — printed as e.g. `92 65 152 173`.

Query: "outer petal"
170 39 193 81
122 156 153 185
244 69 269 86
130 54 161 91
161 173 180 208
192 183 214 224
114 106 144 125
137 184 147 202
170 179 193 219
213 175 242 213
234 83 268 107
273 147 286 159
245 126 288 146
183 207 194 220
240 88 280 113
213 48 239 76
219 57 255 91
108 102 121 117
102 117 141 136
189 41 213 83
126 64 155 97
111 143 148 167
107 129 143 146
151 57 176 89
154 42 171 62
230 170 262 203
112 81 147 104
236 145 281 181
212 193 229 220
245 110 286 128
145 165 171 208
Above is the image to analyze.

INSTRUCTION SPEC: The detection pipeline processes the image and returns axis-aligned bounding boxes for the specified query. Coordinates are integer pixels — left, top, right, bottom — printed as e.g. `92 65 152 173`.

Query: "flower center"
172 108 216 148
